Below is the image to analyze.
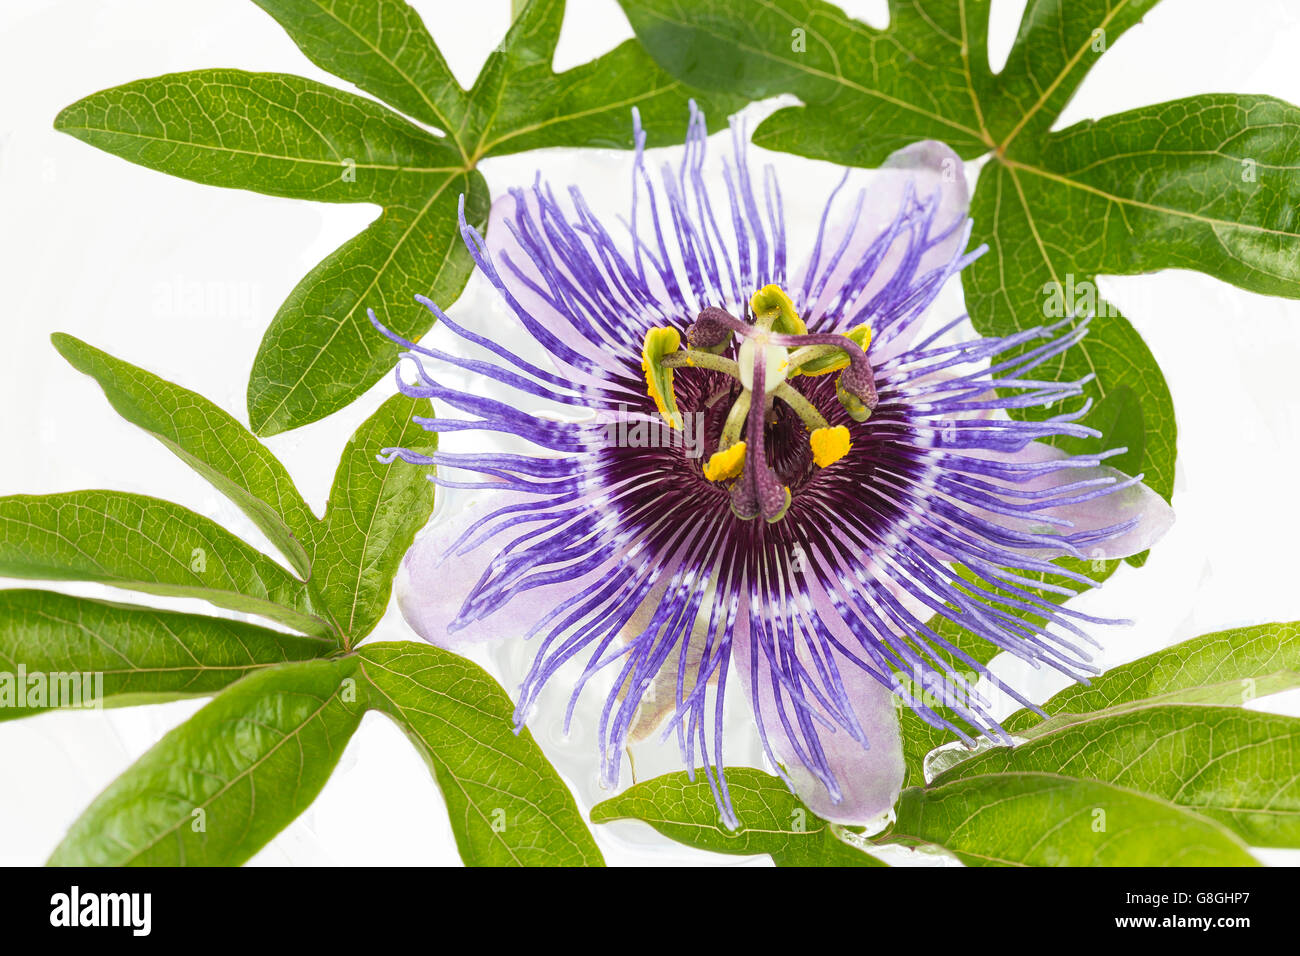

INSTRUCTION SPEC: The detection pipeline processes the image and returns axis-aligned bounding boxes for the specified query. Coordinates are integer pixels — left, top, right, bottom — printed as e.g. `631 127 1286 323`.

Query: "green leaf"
309 394 436 638
1052 384 1145 484
591 767 885 865
0 491 332 639
620 0 1150 162
250 0 468 155
893 771 1258 866
53 62 488 438
1005 621 1300 734
464 0 746 160
53 69 461 205
0 589 331 721
357 642 604 866
48 657 362 865
1000 94 1300 299
51 334 317 577
620 0 995 163
936 706 1300 849
968 96 1300 493
246 170 488 436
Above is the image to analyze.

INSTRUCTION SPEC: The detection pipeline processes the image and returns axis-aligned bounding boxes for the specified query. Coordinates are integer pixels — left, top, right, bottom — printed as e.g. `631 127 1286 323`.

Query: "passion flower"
379 107 1172 827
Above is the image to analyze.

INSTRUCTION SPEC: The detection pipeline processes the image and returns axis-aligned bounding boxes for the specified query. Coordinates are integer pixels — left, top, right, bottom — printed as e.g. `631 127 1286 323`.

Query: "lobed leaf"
998 95 1300 301
466 0 747 160
250 0 468 154
246 171 487 435
620 0 993 163
965 160 1178 501
981 0 1163 147
58 0 744 435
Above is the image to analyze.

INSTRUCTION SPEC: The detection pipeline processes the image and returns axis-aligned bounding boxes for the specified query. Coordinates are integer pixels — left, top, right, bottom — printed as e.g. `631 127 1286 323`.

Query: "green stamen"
719 390 751 451
773 382 829 432
661 350 739 377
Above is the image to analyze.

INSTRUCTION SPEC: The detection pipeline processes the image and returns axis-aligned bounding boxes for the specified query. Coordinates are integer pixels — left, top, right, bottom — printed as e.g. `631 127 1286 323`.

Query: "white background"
2 0 1299 866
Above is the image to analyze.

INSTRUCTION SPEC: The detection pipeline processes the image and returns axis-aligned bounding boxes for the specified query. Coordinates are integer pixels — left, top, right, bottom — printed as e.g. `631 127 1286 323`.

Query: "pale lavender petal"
961 441 1175 561
395 489 606 649
733 602 906 825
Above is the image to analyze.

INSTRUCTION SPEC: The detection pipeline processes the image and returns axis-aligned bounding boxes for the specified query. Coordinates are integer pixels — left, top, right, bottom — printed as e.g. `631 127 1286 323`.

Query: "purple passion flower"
379 107 1173 827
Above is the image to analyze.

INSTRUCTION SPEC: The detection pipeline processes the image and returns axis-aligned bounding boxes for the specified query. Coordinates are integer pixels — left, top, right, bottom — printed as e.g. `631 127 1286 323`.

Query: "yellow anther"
749 284 807 336
809 425 851 468
641 326 683 429
703 441 747 482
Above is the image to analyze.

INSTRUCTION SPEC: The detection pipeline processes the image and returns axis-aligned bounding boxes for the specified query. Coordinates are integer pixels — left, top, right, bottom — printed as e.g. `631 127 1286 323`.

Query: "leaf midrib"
1000 161 1106 396
900 771 1255 864
359 655 588 866
1002 153 1300 242
58 124 461 176
337 401 423 635
472 76 688 160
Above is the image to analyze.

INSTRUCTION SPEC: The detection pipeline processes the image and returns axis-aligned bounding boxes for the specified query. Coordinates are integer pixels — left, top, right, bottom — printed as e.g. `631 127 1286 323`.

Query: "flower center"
642 284 877 523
